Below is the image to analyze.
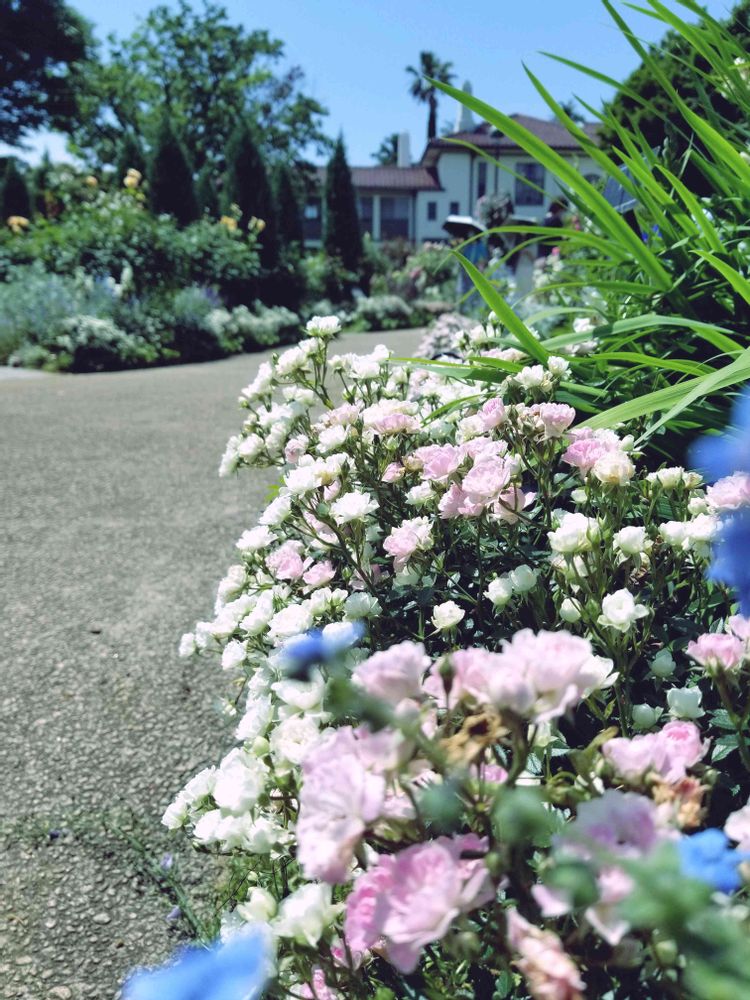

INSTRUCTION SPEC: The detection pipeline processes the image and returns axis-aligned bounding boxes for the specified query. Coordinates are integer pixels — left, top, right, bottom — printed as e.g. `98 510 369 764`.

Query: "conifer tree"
147 116 199 226
116 132 145 184
275 162 303 252
196 163 220 217
323 137 362 274
1 159 31 219
225 120 278 269
32 150 52 216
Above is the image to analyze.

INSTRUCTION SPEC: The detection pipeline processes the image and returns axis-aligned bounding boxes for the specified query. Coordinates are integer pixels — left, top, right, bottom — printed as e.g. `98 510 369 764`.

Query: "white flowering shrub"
167 314 750 998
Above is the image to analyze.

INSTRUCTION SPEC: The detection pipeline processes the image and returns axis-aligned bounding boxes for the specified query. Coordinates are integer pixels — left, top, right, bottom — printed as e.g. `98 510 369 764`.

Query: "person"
537 197 568 258
456 231 488 306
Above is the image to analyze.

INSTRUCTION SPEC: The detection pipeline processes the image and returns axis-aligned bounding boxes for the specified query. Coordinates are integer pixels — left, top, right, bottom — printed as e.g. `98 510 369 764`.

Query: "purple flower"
123 931 267 1000
707 510 750 615
677 829 749 894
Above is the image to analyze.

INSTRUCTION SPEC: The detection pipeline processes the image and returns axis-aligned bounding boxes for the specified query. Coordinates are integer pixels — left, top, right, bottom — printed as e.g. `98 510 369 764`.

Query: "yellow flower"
123 168 142 189
85 175 98 187
6 215 29 234
219 215 238 231
248 216 266 234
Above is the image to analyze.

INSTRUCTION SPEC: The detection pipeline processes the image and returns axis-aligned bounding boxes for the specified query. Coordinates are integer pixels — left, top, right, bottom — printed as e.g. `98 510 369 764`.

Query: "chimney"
397 132 411 168
455 81 475 133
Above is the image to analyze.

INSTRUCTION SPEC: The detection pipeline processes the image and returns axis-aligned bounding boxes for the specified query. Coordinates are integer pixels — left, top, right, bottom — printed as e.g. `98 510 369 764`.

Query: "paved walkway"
0 329 425 999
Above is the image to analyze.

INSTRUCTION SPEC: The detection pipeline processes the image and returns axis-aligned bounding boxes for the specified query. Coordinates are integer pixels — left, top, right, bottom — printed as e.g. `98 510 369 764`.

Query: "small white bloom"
486 576 513 608
270 714 324 769
559 597 582 623
660 520 689 548
514 365 547 390
317 424 349 454
509 564 538 593
613 525 649 557
238 434 264 461
547 355 570 377
236 525 276 554
598 589 649 633
236 694 273 742
306 315 341 338
330 490 378 525
219 434 242 477
268 603 314 642
592 450 635 486
213 749 268 814
432 600 465 631
178 632 196 658
648 466 686 490
548 512 599 554
221 639 246 672
240 591 275 636
260 494 293 526
650 648 676 678
344 592 382 619
273 883 341 947
667 686 704 719
406 482 434 507
237 887 277 923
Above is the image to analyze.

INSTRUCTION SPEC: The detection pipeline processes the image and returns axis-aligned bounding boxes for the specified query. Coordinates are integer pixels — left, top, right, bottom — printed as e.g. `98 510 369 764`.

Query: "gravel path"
0 329 426 1000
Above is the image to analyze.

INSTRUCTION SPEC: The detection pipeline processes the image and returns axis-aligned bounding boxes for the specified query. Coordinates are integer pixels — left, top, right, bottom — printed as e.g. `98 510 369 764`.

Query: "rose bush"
164 313 750 998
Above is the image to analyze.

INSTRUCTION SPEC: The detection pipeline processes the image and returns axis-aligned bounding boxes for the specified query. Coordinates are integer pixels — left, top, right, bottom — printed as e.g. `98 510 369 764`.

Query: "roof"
315 165 441 192
421 115 600 166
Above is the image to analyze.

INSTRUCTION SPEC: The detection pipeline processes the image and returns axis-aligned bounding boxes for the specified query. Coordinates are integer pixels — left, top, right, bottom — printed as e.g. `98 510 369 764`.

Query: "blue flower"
281 621 364 678
677 829 749 894
690 389 750 483
707 509 750 615
123 932 267 1000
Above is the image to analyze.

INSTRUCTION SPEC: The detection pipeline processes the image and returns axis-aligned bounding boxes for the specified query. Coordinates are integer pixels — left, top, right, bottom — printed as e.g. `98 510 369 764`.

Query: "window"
477 160 488 199
380 196 410 239
359 196 374 234
449 200 459 214
427 200 437 221
302 197 322 241
515 163 545 206
584 173 602 187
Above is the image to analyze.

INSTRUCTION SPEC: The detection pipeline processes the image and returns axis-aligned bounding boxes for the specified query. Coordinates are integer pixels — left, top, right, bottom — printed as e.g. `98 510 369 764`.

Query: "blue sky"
5 0 733 166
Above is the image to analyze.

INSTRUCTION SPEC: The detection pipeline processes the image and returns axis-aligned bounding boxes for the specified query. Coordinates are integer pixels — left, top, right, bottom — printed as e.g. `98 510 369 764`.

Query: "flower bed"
161 314 750 999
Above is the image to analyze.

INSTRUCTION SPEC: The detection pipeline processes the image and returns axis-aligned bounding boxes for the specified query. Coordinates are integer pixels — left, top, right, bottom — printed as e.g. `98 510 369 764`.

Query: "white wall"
413 149 603 241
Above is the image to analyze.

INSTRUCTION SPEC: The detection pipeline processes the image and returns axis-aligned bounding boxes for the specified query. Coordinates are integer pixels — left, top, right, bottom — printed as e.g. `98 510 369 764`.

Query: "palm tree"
372 133 399 165
406 52 455 141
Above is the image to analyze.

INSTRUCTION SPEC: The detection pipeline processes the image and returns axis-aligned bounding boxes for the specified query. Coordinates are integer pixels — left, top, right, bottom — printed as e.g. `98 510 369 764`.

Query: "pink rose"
345 835 493 973
382 462 405 483
297 968 340 1000
506 909 585 1000
531 402 576 439
412 444 462 483
266 540 307 580
706 473 750 512
302 560 336 589
383 517 433 572
353 641 430 706
687 632 745 673
659 720 708 783
479 397 506 430
461 457 512 502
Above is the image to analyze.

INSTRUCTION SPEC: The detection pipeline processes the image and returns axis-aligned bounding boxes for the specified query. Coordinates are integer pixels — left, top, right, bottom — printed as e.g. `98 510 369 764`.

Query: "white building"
305 85 602 246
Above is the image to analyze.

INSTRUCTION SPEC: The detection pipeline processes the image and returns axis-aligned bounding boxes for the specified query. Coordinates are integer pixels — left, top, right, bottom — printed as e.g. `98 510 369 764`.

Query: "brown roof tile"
315 165 441 191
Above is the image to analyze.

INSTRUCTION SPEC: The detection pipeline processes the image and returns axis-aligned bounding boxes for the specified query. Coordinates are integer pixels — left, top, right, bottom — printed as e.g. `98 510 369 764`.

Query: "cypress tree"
1 159 32 219
147 116 199 226
275 162 303 252
196 163 220 217
323 137 362 274
116 132 146 183
32 150 52 216
224 120 278 270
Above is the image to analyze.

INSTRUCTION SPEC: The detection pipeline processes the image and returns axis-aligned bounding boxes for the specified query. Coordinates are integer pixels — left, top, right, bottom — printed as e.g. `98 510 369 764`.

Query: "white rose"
260 495 292 526
486 576 513 607
270 715 325 770
598 589 648 633
330 490 378 525
285 465 319 496
650 648 676 678
613 525 649 557
237 887 278 923
592 450 635 486
306 315 341 338
221 639 247 672
667 686 704 719
406 482 434 507
178 632 196 658
272 671 326 715
238 434 264 461
660 520 689 548
547 355 570 376
632 704 662 731
219 434 241 477
548 512 599 553
647 466 686 490
559 597 582 623
235 694 273 743
273 883 341 947
240 591 275 636
432 600 465 631
268 603 314 642
236 525 276 554
515 365 547 389
509 564 538 593
275 346 307 377
317 424 349 454
213 749 268 814
344 592 382 619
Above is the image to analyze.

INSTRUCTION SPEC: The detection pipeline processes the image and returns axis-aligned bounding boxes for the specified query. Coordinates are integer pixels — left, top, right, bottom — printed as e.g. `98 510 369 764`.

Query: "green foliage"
67 0 329 170
275 163 303 253
225 120 279 270
169 286 238 363
148 116 199 226
371 133 399 165
0 0 92 146
351 294 422 331
1 160 31 219
195 164 220 218
323 137 362 277
406 51 455 140
435 0 750 453
223 302 301 348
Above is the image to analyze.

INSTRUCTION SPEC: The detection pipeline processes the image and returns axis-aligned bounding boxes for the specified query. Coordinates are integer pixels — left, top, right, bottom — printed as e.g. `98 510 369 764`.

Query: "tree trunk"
428 95 437 140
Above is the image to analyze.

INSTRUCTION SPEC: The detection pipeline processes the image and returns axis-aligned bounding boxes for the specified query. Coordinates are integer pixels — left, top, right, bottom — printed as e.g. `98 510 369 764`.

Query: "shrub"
11 314 158 372
323 137 362 275
215 302 301 350
225 121 279 270
147 116 199 226
1 159 31 220
352 293 416 331
169 286 239 363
